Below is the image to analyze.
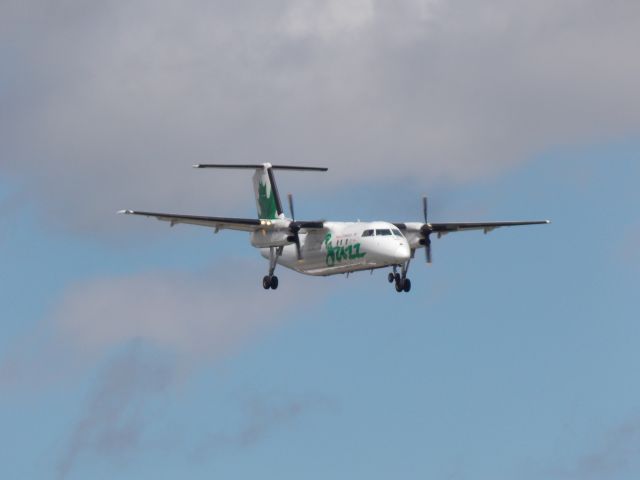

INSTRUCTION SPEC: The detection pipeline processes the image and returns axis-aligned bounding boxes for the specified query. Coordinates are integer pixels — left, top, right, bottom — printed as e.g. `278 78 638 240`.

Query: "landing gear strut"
262 246 282 290
391 258 412 293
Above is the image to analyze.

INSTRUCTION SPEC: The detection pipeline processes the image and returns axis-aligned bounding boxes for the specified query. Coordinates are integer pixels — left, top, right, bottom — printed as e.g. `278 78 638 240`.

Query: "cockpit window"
376 229 392 236
362 229 374 237
392 229 403 236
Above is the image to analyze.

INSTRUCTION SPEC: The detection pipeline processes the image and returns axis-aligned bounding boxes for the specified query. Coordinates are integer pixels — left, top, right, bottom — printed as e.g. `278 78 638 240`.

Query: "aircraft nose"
394 243 411 262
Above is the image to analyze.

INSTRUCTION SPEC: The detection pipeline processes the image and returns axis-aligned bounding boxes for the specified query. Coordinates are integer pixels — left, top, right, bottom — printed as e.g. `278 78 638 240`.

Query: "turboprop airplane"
119 164 549 293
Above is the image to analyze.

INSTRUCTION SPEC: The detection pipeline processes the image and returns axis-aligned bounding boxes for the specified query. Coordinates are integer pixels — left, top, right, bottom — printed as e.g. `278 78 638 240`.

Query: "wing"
118 209 262 232
118 209 325 234
394 219 549 263
428 220 550 234
394 220 549 235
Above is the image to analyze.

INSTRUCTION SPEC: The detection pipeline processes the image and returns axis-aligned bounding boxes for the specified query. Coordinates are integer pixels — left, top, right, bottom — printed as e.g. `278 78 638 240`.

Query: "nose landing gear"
390 261 412 293
395 277 411 292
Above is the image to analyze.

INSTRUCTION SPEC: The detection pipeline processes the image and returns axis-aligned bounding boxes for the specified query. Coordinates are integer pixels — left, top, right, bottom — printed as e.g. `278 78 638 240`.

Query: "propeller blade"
288 222 303 260
422 231 433 264
287 193 295 221
422 196 428 224
287 195 303 259
294 235 302 260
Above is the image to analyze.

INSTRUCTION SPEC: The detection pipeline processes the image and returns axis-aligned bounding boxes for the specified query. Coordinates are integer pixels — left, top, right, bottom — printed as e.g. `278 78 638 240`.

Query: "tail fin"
193 163 327 220
253 164 282 220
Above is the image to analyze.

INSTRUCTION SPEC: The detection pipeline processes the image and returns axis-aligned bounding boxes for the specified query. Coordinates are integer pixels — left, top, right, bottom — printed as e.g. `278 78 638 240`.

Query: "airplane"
119 163 549 293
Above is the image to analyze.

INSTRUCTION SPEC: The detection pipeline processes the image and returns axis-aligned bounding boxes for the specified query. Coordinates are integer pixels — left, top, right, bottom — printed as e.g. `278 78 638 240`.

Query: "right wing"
118 209 325 233
118 209 263 232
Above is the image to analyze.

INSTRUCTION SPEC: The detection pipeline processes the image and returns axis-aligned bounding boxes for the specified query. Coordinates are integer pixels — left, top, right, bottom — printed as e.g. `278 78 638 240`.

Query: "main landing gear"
263 275 278 290
262 246 282 290
388 259 412 293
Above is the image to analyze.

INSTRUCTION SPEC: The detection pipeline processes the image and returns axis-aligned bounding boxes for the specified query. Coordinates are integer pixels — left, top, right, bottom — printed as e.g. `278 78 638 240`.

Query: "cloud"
56 342 174 479
2 0 640 234
52 269 290 360
282 0 376 38
0 264 319 388
0 264 325 476
192 393 335 461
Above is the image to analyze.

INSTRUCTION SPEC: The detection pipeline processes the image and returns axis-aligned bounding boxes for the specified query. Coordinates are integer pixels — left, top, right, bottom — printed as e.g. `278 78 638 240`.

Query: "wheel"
262 275 271 289
270 275 279 290
395 280 404 292
403 278 411 292
395 273 401 283
388 272 395 283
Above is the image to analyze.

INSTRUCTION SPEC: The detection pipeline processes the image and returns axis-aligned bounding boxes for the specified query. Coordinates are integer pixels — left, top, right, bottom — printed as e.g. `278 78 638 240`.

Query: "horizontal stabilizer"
193 164 327 172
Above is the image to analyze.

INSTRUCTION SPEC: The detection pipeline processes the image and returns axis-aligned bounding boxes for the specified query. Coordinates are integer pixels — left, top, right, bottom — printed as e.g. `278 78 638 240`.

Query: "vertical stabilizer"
252 164 283 220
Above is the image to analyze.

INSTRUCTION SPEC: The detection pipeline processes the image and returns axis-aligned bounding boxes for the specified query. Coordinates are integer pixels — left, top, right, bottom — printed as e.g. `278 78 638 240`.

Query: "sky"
1 1 640 479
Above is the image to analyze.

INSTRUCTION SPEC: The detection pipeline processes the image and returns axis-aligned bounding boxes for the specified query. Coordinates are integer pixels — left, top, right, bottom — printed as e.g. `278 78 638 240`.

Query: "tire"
395 273 401 283
388 273 395 283
270 276 279 290
403 278 411 293
395 280 404 292
262 275 271 289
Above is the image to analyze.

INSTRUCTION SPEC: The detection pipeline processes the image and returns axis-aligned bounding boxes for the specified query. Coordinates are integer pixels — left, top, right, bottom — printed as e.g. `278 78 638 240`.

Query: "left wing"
118 209 263 232
394 219 550 263
420 220 549 234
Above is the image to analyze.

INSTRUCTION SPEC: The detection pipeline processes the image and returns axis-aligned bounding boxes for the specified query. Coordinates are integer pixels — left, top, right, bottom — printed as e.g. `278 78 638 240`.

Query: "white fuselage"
258 221 411 276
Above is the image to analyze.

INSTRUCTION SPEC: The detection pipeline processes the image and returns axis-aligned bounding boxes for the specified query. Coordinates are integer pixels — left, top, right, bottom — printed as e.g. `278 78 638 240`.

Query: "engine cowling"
250 229 291 248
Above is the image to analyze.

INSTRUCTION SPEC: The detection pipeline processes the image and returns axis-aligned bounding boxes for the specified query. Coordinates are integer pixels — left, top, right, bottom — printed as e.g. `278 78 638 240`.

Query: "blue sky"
2 1 640 479
2 141 639 479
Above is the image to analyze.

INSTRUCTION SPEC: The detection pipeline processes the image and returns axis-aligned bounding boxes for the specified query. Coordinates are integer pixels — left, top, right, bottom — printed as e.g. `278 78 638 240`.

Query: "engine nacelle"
250 229 291 248
401 223 425 250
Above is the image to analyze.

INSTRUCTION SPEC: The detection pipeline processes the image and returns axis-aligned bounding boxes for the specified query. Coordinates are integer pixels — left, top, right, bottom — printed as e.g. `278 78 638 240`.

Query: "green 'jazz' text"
324 233 366 267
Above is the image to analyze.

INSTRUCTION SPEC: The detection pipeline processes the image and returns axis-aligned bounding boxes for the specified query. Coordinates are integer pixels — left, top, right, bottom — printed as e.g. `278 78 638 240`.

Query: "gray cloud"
42 265 326 478
0 264 324 477
552 418 640 479
57 342 174 479
2 0 639 234
192 393 335 461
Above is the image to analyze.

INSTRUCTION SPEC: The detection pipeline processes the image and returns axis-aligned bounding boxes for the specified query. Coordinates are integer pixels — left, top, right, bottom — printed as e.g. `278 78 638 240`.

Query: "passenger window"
362 229 373 237
376 229 392 236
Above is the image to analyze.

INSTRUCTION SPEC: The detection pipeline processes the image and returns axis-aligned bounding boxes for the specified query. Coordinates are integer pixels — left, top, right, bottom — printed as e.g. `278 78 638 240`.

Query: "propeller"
421 196 433 264
287 193 303 260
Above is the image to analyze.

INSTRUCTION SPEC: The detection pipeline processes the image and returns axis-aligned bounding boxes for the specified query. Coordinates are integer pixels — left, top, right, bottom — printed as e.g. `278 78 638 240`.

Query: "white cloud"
0 264 321 388
282 0 375 39
0 262 326 476
56 267 313 360
2 0 640 233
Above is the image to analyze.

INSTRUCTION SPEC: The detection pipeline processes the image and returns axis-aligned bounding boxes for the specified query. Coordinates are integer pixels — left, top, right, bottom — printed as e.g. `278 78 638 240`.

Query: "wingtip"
192 164 201 168
117 209 133 215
